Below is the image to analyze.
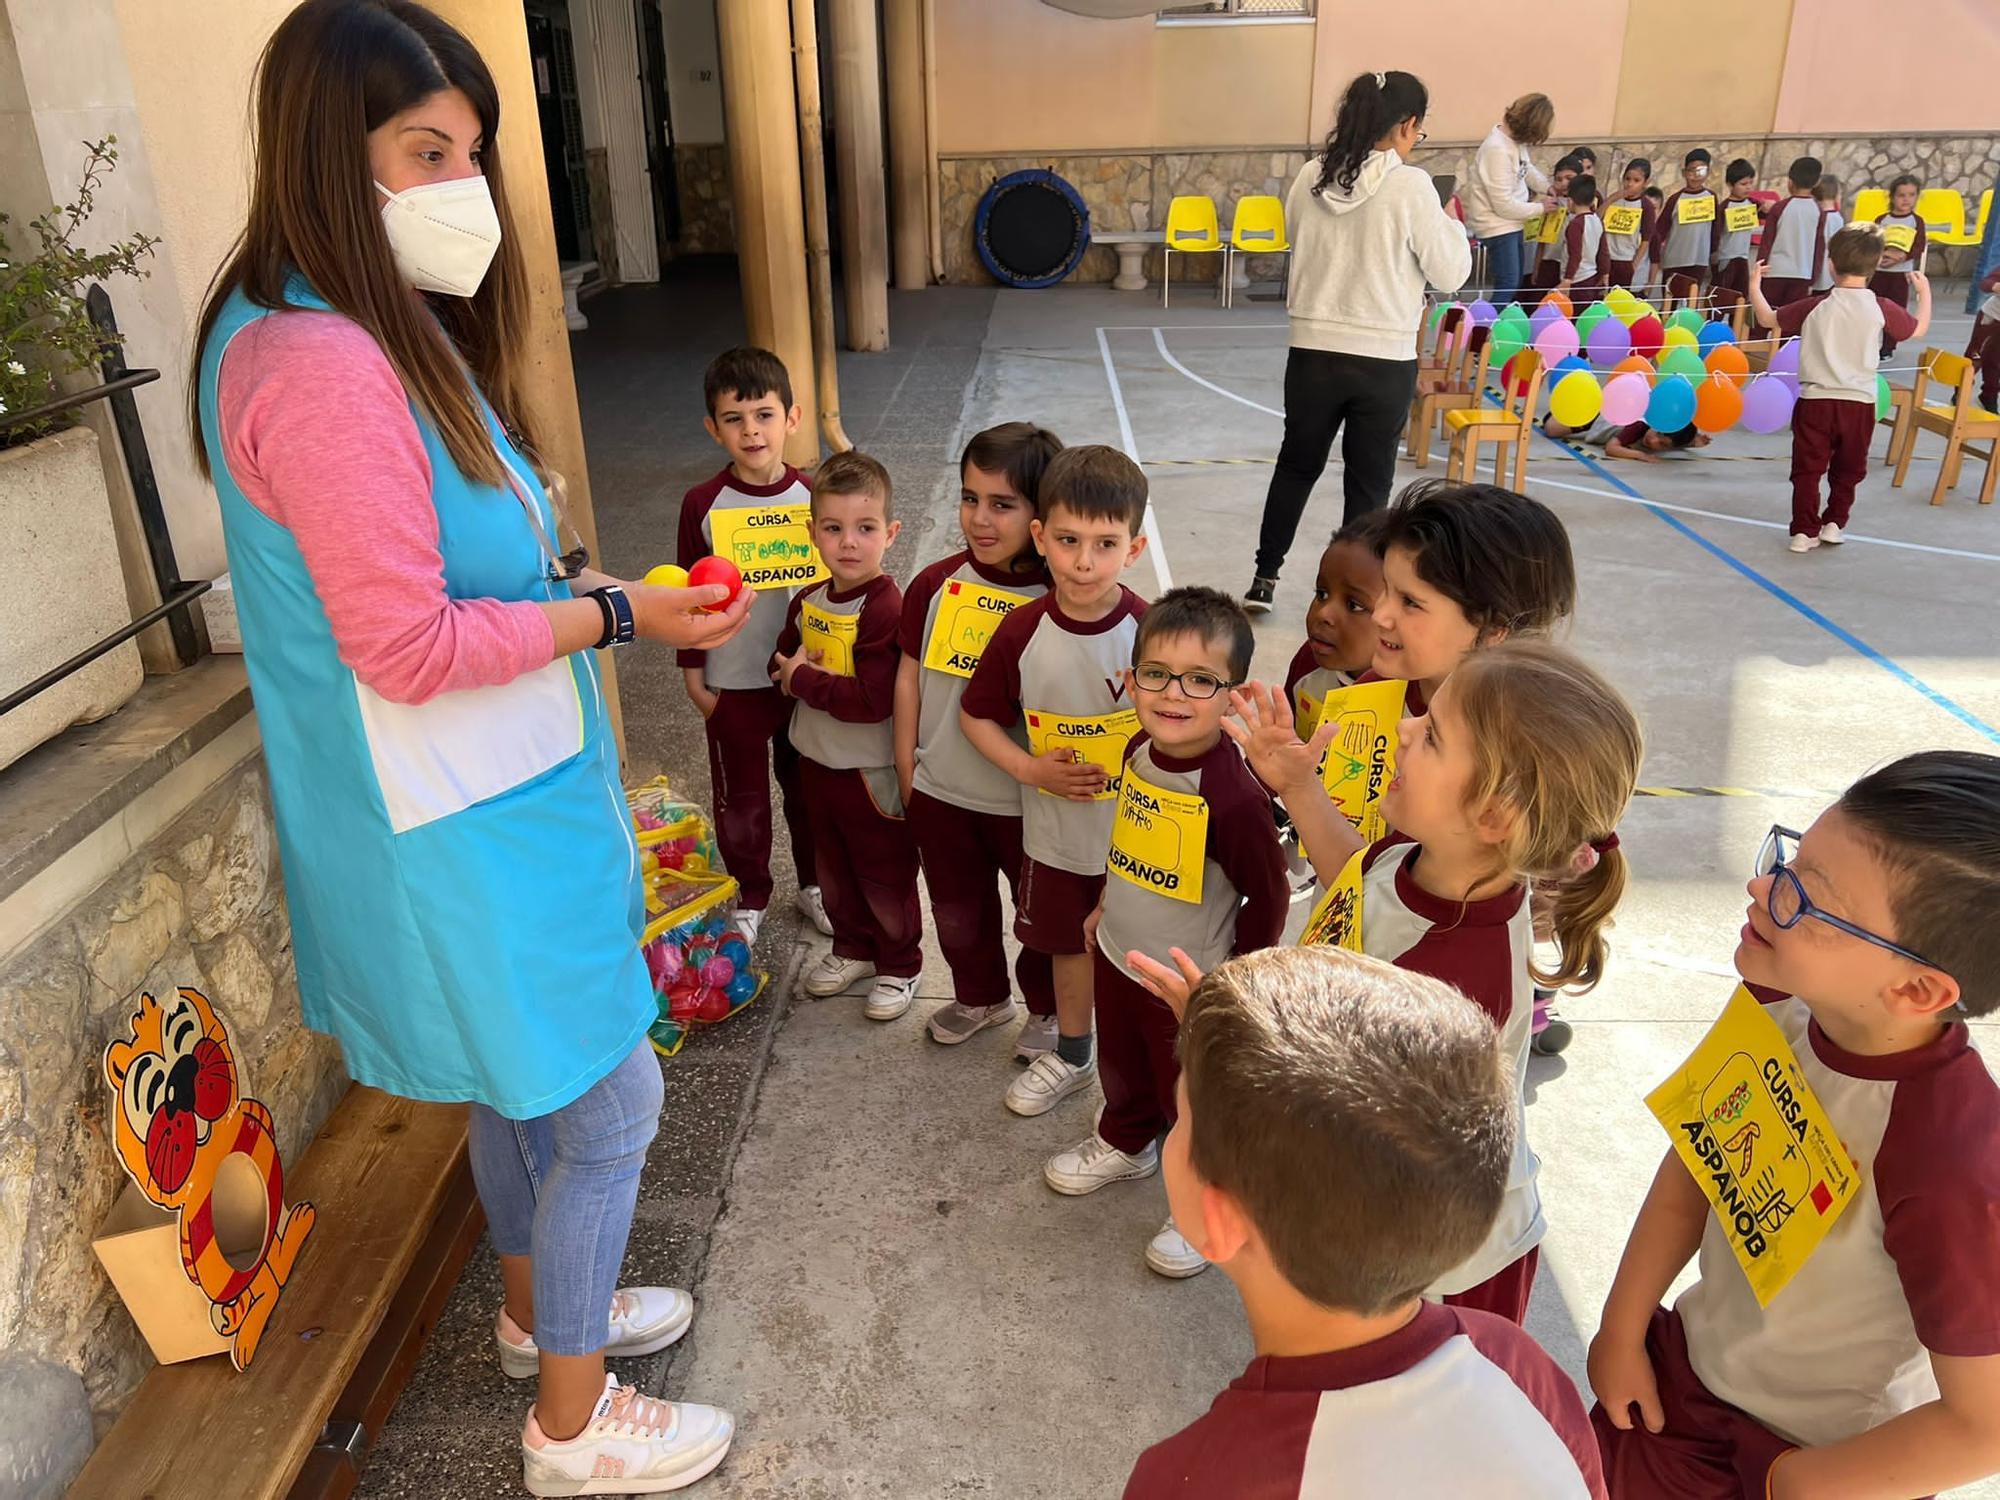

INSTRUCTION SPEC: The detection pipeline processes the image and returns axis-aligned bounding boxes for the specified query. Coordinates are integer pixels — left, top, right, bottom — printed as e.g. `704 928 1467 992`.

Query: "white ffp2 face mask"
375 176 503 297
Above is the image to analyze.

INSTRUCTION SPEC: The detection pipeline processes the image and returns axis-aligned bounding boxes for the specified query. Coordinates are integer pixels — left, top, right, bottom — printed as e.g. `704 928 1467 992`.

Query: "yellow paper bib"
1312 679 1406 844
799 601 858 677
1024 706 1139 800
1298 848 1365 950
1678 193 1716 225
708 504 828 591
1881 223 1916 253
923 577 1031 678
1725 200 1760 233
1293 687 1323 743
1604 203 1644 237
1536 209 1567 245
1644 986 1860 1307
1107 767 1208 904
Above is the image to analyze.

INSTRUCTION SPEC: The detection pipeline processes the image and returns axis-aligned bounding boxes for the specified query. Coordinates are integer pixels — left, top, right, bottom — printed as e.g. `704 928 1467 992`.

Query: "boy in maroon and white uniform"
678 348 828 946
961 446 1150 1119
1043 589 1288 1278
1123 947 1606 1499
1750 226 1928 553
1654 150 1717 308
1554 176 1609 306
1757 157 1828 308
772 451 921 1021
1590 751 2000 1499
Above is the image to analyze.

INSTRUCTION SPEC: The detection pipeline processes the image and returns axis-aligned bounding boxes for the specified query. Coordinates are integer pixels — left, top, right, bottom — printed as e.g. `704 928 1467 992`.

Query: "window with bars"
1158 0 1315 20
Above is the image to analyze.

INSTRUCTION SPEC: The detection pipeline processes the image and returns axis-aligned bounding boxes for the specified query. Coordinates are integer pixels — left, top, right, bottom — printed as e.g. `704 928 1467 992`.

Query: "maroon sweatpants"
1789 397 1875 536
907 789 1054 1016
1607 257 1638 289
800 759 922 977
1870 272 1912 356
1710 258 1748 309
1967 315 2000 409
1760 275 1808 309
1591 1308 1800 1499
1094 946 1180 1155
1442 1245 1539 1327
704 686 813 912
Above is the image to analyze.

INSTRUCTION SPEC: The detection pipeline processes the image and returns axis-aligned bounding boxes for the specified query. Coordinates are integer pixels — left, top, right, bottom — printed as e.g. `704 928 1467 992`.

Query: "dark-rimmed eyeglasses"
1754 825 1941 970
1132 664 1235 700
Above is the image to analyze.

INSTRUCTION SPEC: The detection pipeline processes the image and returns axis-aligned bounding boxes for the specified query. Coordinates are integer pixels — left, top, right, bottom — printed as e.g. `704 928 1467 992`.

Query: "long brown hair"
189 0 533 487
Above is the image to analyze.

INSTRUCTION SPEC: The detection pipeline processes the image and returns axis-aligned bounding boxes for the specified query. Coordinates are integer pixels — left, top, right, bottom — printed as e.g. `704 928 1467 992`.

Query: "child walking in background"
1809 176 1844 294
1555 175 1608 306
897 423 1064 1058
1871 174 1927 358
678 348 830 947
1655 150 1717 309
960 447 1150 1119
1757 157 1827 308
772 451 923 1021
1749 230 1929 553
1708 160 1760 317
1602 159 1656 291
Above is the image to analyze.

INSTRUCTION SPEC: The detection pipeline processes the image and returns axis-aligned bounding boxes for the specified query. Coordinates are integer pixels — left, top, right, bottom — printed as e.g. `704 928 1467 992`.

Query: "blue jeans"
1485 231 1526 305
468 1041 664 1355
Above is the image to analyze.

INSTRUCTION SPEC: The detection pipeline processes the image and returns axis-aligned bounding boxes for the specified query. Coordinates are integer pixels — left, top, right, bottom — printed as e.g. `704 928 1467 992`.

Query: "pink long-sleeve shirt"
216 311 556 705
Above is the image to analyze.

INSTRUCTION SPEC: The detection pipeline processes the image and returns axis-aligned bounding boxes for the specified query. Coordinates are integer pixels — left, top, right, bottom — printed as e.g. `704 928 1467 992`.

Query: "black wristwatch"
585 584 635 649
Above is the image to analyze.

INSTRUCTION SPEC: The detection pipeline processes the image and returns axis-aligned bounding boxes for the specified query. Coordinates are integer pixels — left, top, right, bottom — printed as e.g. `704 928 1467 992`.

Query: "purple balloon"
1586 317 1632 369
1739 375 1797 434
1534 318 1581 364
1529 302 1562 335
1600 371 1651 425
1767 339 1801 377
1466 298 1498 328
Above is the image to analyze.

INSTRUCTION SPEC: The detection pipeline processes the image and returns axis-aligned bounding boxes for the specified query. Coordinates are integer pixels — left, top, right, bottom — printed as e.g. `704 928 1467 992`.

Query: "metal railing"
0 286 208 720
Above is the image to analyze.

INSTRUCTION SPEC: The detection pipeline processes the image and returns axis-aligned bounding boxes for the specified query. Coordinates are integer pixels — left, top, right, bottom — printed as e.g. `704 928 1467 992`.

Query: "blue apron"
198 278 651 1119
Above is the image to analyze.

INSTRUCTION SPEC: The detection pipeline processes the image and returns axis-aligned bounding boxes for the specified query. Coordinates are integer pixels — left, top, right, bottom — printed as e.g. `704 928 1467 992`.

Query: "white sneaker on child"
1819 521 1845 545
1788 533 1820 554
1004 1051 1096 1117
497 1287 695 1379
863 974 921 1021
730 906 763 947
522 1373 733 1496
795 884 835 936
803 954 874 998
1012 1014 1059 1064
928 999 1021 1044
1043 1132 1159 1195
1145 1217 1210 1279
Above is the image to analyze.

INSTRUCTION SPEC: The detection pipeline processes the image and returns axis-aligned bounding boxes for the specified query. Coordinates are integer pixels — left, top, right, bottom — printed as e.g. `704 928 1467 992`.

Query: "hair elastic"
1590 832 1621 855
1372 71 1386 87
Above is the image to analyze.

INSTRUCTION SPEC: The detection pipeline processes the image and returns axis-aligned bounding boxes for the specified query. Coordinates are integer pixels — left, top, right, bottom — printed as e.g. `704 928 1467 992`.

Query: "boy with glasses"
1044 588 1289 1278
1589 751 2000 1499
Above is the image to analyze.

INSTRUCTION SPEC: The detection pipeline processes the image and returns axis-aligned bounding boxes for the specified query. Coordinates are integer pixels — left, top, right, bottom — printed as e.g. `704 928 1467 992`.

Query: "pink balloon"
1600 371 1651 425
1533 318 1581 364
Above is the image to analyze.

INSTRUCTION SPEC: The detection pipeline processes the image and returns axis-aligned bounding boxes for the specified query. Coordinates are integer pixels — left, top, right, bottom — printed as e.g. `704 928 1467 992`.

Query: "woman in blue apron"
191 3 742 1491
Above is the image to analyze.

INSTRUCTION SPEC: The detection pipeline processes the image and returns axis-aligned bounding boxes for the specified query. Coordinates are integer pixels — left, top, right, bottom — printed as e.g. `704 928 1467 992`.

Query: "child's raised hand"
1224 681 1336 798
1030 746 1108 801
1127 947 1205 1021
1910 269 1930 296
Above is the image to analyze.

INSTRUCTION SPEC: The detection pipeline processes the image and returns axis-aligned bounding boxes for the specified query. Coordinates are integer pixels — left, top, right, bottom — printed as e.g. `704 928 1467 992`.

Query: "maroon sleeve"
898 554 953 657
1615 421 1651 447
1756 199 1781 265
959 599 1037 727
788 580 902 725
1771 294 1823 339
1283 641 1316 701
1395 921 1517 1028
1639 198 1658 245
1121 1392 1316 1500
1876 1050 2000 1357
1454 1310 1609 1500
1562 215 1586 280
771 586 807 677
675 476 721 669
1596 222 1611 282
1911 220 1928 266
1811 208 1830 283
1211 760 1291 956
1983 266 2000 294
1877 295 1920 343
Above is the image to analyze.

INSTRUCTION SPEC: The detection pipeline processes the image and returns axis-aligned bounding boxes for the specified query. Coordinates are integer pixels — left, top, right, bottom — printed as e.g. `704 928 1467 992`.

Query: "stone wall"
0 754 346 1463
938 133 2000 286
672 143 735 257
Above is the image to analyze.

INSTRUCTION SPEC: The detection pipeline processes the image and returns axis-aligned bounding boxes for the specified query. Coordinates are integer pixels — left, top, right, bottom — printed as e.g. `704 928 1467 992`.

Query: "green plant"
0 138 160 450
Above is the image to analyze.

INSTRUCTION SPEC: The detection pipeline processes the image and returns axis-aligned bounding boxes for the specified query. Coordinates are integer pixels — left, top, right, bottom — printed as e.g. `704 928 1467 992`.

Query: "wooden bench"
68 1087 482 1500
1091 231 1166 291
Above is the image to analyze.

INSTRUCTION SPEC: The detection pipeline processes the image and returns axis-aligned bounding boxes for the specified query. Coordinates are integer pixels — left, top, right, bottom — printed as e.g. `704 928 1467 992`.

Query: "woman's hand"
1223 682 1337 799
630 580 753 650
1127 947 1205 1021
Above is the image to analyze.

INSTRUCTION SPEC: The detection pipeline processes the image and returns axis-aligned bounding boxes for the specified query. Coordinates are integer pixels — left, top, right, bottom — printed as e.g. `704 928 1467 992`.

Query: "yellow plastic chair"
1223 195 1291 309
1443 349 1545 488
1914 188 1967 246
1890 348 2000 506
1162 195 1223 308
1849 187 1888 225
1932 187 1991 248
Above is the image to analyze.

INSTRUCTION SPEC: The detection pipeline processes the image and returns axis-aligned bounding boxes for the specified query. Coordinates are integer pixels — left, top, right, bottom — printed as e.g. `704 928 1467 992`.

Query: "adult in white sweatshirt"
1246 70 1470 610
1462 93 1559 307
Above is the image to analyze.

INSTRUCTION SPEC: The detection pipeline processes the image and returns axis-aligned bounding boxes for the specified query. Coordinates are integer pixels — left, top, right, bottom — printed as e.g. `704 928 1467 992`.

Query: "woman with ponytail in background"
1244 70 1469 614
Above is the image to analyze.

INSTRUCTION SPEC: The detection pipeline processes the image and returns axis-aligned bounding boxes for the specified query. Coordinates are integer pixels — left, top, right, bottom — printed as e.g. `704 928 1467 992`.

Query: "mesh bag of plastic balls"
627 777 768 1056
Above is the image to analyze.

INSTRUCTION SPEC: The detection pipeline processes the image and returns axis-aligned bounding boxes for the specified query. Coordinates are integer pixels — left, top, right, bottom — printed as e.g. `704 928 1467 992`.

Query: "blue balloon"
1697 320 1736 350
1646 374 1697 432
1555 355 1593 378
726 971 759 1004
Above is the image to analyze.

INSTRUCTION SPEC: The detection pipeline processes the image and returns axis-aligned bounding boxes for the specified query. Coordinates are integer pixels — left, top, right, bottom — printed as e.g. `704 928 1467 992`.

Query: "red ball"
687 555 744 613
695 990 732 1023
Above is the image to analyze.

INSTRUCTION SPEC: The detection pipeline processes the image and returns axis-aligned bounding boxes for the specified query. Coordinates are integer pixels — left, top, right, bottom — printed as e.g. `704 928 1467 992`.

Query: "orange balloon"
1694 374 1745 432
1612 354 1656 384
1704 343 1751 387
1539 290 1575 318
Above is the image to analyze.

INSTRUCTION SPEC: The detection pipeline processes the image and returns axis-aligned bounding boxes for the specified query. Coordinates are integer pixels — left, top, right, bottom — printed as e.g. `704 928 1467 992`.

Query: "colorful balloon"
1549 370 1604 429
1529 302 1562 336
1646 374 1697 432
1768 339 1801 377
1659 346 1709 386
1694 376 1744 433
1487 326 1527 370
1628 314 1665 359
1466 298 1498 328
1534 318 1581 364
1586 317 1632 368
1601 371 1651 424
1612 354 1656 383
1697 320 1737 351
1704 344 1750 387
1666 307 1704 336
1876 374 1893 420
1540 289 1575 318
1661 325 1699 352
1576 301 1612 339
1740 375 1797 434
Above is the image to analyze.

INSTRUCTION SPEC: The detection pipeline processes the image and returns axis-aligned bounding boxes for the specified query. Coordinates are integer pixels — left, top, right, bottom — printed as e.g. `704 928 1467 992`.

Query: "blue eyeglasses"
1754 825 1941 970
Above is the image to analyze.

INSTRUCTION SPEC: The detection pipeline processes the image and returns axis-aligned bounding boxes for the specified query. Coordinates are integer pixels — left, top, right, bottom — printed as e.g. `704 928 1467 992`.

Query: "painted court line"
1151 329 1286 418
1094 327 1175 593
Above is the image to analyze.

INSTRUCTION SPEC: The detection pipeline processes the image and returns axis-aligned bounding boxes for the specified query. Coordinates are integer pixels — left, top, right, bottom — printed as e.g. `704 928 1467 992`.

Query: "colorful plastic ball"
695 990 733 1024
1693 376 1744 433
726 971 760 1004
1697 320 1737 351
1627 314 1665 360
643 563 691 589
647 942 683 987
704 911 730 935
1740 375 1797 434
718 937 751 968
687 554 744 613
1548 370 1604 429
1704 344 1750 387
1646 374 1697 432
702 955 736 988
1601 371 1652 425
685 945 715 972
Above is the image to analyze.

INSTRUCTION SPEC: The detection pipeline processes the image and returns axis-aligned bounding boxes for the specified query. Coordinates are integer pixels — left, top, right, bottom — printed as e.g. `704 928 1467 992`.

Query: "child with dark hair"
1284 510 1388 736
1969 265 2000 413
899 423 1064 1056
1640 185 1667 295
1124 947 1607 1499
1709 160 1761 313
1810 176 1845 294
1654 150 1717 308
679 347 826 947
1871 174 1926 358
1046 588 1289 1277
1758 156 1827 307
1602 159 1656 291
1555 174 1609 305
1591 750 2000 1500
1531 156 1584 292
1541 416 1710 462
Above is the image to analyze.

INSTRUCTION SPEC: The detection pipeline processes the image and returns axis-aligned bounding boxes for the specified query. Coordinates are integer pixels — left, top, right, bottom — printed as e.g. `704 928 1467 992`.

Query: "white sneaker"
497 1287 695 1379
1012 1014 1058 1064
795 884 834 936
1043 1133 1160 1195
1819 521 1845 545
1004 1051 1097 1117
1145 1217 1210 1278
803 954 874 998
730 906 763 947
522 1373 733 1496
863 974 921 1021
1788 533 1820 553
928 999 1021 1044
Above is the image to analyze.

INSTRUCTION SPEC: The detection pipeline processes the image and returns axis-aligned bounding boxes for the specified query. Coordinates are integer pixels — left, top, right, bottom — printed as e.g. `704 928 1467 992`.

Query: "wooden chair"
1890 348 2000 506
1406 305 1464 432
1410 325 1493 469
1443 349 1545 488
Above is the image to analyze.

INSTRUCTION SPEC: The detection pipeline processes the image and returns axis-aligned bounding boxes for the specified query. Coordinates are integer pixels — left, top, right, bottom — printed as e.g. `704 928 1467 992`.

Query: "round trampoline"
974 169 1091 289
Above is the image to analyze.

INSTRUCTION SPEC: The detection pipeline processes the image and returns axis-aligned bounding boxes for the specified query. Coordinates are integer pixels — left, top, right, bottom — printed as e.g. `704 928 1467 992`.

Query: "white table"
1093 231 1165 291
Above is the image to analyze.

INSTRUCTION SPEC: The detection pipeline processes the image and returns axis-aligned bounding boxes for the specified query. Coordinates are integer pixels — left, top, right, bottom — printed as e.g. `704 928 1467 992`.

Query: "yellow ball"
644 564 691 588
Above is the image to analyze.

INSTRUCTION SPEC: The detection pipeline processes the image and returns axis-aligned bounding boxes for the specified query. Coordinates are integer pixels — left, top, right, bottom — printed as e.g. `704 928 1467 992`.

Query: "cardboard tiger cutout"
103 987 315 1369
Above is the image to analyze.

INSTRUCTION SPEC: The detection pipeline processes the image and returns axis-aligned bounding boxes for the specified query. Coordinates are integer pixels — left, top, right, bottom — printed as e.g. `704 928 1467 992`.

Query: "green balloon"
1576 302 1612 338
1876 373 1892 420
1667 307 1705 336
1496 303 1531 330
1660 346 1708 385
1486 330 1527 372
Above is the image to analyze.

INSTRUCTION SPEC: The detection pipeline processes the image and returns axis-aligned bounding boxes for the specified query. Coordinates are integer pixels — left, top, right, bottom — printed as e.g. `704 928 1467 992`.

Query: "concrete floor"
364 269 2000 1498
